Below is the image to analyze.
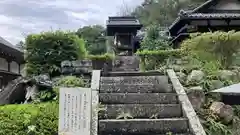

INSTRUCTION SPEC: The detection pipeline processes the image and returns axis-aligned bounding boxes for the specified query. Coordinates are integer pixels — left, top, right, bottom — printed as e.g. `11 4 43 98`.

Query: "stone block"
113 56 140 71
99 93 178 104
99 84 173 93
99 104 182 119
61 60 72 67
99 118 189 134
72 60 92 67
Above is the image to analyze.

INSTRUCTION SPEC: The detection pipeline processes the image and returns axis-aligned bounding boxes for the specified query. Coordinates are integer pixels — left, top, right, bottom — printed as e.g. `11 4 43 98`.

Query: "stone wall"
61 59 113 75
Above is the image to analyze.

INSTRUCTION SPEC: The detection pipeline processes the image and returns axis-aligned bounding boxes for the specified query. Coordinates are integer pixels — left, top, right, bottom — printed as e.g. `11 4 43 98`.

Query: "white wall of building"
0 57 8 71
20 64 26 76
10 61 19 74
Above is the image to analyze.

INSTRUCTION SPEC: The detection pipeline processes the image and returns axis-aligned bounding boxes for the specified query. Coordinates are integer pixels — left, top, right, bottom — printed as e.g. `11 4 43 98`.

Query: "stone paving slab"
99 118 189 134
99 104 182 119
101 76 168 85
100 84 173 93
99 93 178 104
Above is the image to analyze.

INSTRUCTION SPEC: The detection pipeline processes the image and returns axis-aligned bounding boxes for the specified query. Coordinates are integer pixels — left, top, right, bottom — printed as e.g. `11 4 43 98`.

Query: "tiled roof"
0 36 23 53
182 13 240 19
0 36 24 63
107 16 142 26
212 83 240 94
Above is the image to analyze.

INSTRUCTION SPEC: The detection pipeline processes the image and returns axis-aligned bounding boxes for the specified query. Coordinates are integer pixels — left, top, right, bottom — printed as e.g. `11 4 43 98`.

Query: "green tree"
25 30 87 77
16 41 25 51
140 25 170 50
132 0 205 27
117 0 135 16
76 25 106 55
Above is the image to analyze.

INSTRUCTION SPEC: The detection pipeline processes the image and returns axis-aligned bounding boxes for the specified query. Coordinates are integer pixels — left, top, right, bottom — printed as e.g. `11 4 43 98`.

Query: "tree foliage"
16 41 25 51
140 25 170 50
25 30 87 77
132 0 205 27
117 0 135 16
76 25 106 55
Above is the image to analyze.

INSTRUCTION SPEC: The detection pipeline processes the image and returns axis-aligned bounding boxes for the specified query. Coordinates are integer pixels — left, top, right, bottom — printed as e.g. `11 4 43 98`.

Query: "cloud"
0 0 143 45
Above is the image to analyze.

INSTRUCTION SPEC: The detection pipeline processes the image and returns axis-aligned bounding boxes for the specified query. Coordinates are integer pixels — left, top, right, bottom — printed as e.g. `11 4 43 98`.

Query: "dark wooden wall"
0 70 21 89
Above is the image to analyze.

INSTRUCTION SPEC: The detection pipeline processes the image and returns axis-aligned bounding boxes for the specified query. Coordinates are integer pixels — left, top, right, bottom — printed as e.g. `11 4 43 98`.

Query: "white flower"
27 125 36 133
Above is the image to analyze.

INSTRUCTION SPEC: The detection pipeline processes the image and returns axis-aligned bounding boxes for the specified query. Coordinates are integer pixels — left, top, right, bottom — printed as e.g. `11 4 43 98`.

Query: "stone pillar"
130 33 134 56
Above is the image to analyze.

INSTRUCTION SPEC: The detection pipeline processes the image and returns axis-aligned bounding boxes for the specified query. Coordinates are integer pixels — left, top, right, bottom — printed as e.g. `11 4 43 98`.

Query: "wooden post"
7 60 11 72
131 33 134 56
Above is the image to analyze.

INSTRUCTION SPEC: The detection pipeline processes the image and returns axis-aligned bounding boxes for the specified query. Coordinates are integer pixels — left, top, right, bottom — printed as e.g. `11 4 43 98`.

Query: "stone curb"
90 70 101 135
167 69 206 135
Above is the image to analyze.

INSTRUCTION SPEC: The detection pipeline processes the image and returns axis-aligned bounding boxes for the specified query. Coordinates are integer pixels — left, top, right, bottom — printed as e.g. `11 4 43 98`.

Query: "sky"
0 0 143 45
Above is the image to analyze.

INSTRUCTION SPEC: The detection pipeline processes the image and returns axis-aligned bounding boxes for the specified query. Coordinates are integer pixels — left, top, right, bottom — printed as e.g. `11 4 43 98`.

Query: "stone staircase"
95 56 200 135
98 73 192 135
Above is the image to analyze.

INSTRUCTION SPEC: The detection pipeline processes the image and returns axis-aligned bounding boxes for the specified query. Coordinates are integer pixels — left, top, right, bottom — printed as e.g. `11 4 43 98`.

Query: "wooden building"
106 16 143 55
0 37 24 89
168 0 240 47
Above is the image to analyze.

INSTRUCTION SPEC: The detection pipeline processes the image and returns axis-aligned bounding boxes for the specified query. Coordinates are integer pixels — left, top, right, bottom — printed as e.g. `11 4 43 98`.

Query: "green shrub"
53 76 86 99
54 76 85 87
181 31 240 68
25 30 87 77
87 53 114 61
137 49 183 71
0 102 58 135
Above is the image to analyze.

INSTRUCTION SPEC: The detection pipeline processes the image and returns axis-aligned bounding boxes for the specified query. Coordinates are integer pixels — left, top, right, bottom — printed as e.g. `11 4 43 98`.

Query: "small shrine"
212 83 240 105
106 16 143 55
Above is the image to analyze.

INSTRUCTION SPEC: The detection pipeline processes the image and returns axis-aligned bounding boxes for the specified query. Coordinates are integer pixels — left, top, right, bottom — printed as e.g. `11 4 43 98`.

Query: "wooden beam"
0 50 16 62
7 61 10 72
18 63 21 74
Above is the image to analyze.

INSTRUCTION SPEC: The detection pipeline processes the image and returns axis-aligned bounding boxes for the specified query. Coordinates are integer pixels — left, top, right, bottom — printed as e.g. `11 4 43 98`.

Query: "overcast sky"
0 0 143 45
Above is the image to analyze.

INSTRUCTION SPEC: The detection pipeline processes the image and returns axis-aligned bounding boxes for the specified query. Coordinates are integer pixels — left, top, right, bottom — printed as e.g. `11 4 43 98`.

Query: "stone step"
102 71 164 77
112 66 139 72
101 76 168 85
99 93 178 104
100 133 192 135
99 104 182 119
100 84 173 93
99 118 189 134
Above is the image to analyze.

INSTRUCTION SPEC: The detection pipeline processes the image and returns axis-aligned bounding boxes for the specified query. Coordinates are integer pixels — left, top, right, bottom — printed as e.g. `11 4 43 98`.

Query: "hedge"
87 53 114 61
25 30 87 77
0 102 58 135
136 49 183 71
